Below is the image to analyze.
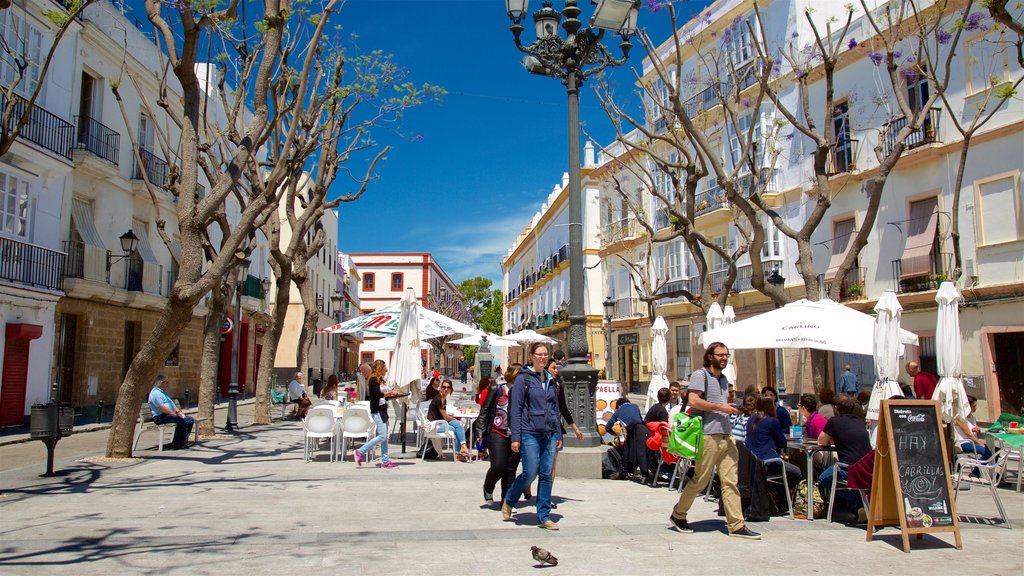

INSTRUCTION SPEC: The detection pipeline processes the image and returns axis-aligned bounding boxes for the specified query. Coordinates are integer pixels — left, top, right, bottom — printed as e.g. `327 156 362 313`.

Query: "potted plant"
847 284 863 298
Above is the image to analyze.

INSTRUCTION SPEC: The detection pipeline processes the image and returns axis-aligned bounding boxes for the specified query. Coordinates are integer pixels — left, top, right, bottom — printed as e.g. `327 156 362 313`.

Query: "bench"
133 403 204 451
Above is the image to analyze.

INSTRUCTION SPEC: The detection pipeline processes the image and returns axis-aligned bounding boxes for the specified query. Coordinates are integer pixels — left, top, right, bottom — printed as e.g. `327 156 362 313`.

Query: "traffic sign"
222 317 234 335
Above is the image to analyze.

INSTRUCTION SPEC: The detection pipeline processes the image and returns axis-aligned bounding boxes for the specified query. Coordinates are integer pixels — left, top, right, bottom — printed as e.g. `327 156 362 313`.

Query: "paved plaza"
1 405 1022 576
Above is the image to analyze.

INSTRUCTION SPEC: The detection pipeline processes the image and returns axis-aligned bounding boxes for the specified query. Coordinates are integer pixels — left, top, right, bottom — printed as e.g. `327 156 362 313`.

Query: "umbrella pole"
401 403 408 453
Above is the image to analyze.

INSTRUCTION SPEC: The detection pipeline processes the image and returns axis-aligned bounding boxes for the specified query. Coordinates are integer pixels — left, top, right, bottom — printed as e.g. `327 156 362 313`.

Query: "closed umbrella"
386 288 423 453
932 282 970 424
867 291 906 446
504 329 559 345
646 317 670 413
721 305 737 384
706 302 726 330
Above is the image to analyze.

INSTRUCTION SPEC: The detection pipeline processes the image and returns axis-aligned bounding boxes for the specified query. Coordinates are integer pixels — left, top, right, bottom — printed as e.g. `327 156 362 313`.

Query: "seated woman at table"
746 392 803 486
428 379 471 462
798 394 827 440
762 386 792 435
817 387 837 419
424 377 441 401
955 395 992 461
320 374 339 401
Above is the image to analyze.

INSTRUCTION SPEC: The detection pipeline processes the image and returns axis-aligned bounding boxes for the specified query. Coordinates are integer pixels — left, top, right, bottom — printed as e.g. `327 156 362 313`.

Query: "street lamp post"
225 257 250 432
505 0 639 448
331 292 344 375
766 267 786 402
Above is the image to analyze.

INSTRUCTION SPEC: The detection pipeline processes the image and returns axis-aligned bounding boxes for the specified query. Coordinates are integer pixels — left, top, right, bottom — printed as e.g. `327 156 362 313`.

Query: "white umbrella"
701 298 918 355
364 335 431 352
867 291 906 446
504 329 559 345
721 305 737 383
448 333 520 347
706 302 726 330
322 303 483 339
646 317 670 413
386 288 425 405
932 282 970 424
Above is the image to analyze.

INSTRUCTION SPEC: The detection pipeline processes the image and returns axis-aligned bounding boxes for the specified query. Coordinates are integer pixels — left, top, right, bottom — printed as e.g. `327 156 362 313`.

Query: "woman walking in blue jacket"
501 342 562 530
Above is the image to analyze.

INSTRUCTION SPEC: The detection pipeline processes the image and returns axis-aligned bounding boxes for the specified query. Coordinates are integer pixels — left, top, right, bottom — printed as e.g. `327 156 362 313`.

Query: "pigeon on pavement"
531 546 558 567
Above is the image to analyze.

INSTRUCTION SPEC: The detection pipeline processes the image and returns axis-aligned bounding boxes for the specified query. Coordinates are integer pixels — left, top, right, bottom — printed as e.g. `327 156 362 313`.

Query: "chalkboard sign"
867 400 961 553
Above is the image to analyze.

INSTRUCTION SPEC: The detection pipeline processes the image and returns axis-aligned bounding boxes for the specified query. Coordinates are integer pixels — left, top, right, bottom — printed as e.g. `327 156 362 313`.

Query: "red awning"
5 323 43 341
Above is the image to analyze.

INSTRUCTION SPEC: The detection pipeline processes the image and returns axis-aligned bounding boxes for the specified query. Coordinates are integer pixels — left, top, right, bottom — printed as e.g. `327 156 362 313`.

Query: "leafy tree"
458 276 495 324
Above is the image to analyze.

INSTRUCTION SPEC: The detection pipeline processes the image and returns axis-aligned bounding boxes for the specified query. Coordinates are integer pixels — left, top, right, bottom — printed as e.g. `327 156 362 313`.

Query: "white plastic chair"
339 405 376 463
303 407 338 462
415 401 455 462
954 450 1012 529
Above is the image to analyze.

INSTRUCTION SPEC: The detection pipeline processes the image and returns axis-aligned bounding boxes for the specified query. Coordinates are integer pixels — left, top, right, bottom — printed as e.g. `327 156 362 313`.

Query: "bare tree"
0 0 97 159
425 289 471 374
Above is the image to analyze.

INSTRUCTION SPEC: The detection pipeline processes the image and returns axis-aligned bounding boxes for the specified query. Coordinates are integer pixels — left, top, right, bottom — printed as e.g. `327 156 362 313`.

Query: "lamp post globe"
504 0 639 447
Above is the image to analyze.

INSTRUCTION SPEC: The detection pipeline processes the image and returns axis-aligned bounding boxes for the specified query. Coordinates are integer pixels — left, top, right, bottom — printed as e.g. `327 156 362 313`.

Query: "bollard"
96 401 104 424
184 389 191 410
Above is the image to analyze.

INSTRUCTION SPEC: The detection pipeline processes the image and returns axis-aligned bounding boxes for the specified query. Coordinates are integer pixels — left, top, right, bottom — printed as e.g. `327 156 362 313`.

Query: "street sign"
222 317 233 335
447 352 454 359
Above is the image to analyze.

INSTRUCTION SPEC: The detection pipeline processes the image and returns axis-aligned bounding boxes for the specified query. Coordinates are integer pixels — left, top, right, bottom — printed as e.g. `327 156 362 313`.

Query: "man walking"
148 375 194 450
669 342 761 540
458 356 469 386
837 364 859 396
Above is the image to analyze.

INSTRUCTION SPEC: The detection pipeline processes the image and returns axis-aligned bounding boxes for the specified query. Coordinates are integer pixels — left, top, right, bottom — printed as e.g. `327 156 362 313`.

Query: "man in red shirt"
906 361 938 400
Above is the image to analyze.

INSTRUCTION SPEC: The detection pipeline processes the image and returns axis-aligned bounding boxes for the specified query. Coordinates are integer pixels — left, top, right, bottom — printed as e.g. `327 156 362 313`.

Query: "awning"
71 198 106 249
899 197 938 279
824 218 856 283
132 219 160 264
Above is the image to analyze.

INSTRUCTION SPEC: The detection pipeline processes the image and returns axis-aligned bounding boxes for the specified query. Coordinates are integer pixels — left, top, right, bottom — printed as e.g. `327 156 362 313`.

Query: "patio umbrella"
705 302 726 330
867 291 906 446
721 305 737 383
504 329 559 344
448 333 521 347
932 282 970 424
700 298 918 355
321 301 483 339
386 288 424 400
646 317 670 413
364 335 431 352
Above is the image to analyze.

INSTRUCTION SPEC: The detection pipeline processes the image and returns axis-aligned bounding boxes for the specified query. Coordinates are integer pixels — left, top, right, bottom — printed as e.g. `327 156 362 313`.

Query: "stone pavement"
0 412 1022 576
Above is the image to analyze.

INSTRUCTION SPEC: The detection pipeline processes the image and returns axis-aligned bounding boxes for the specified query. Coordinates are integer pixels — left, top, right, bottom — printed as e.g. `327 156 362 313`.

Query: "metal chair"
764 457 795 519
826 462 869 523
954 450 1012 529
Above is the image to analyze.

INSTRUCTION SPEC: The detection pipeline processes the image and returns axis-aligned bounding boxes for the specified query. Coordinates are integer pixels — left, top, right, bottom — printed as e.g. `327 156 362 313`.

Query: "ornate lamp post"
225 256 250 432
602 295 615 380
505 0 639 447
766 267 786 400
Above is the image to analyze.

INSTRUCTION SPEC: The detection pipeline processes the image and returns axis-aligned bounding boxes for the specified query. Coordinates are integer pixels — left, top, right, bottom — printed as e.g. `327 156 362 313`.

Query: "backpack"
793 479 826 519
668 411 704 460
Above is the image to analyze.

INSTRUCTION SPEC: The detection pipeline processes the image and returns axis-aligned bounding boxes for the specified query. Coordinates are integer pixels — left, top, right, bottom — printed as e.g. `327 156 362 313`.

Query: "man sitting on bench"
149 374 194 450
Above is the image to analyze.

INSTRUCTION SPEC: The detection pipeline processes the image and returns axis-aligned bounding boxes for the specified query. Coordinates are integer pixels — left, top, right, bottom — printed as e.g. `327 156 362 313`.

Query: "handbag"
668 411 704 460
473 384 500 440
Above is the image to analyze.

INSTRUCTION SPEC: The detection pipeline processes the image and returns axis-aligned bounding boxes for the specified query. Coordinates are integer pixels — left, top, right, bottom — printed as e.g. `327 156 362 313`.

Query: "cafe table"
786 437 837 521
984 431 1024 492
448 407 480 461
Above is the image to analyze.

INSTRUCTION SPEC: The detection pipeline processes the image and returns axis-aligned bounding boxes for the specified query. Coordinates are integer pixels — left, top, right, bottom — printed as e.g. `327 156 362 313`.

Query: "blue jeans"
153 414 194 447
959 441 992 461
505 432 558 523
438 420 467 451
357 412 390 464
819 463 861 512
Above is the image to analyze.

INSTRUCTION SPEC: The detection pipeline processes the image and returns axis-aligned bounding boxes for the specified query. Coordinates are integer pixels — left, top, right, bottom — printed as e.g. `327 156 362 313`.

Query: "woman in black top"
355 360 403 469
427 379 471 461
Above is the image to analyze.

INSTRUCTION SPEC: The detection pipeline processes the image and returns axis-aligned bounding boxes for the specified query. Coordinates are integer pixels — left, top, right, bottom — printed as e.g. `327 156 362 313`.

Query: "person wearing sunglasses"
427 379 471 462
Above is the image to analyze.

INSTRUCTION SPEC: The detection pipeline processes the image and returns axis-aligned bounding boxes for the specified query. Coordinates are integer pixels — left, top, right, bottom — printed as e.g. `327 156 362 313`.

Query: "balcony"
61 240 109 283
610 296 643 319
892 252 952 294
0 236 65 291
601 217 640 245
826 138 857 175
822 267 866 302
654 207 671 230
695 183 727 216
133 147 169 188
882 107 941 156
75 115 120 165
707 263 781 295
0 92 75 160
655 277 701 302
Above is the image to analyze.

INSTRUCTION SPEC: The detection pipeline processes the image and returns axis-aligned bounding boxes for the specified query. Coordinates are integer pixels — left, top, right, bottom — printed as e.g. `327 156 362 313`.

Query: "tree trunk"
254 273 292 424
197 286 229 437
295 277 316 388
105 295 202 457
810 349 829 393
949 135 971 282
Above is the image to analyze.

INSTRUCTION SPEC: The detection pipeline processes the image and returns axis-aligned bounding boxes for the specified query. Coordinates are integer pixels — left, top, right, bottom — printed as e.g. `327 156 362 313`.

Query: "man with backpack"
668 342 761 540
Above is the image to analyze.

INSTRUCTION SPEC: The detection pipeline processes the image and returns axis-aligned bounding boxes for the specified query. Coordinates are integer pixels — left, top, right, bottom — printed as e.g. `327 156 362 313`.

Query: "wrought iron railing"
132 147 169 188
0 92 75 159
882 107 941 156
601 217 639 245
0 236 65 291
892 252 952 294
75 115 120 165
826 137 857 175
823 266 866 301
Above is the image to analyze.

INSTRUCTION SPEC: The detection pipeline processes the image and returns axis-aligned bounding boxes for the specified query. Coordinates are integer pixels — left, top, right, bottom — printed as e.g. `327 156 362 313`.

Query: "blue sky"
331 0 708 288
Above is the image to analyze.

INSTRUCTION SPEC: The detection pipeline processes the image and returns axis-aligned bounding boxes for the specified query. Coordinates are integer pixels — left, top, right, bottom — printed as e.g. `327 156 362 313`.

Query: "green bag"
271 389 285 404
668 411 704 460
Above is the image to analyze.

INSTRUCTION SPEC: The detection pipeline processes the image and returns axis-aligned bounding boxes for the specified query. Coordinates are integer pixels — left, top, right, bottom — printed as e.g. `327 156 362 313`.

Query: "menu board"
595 382 622 442
867 400 961 553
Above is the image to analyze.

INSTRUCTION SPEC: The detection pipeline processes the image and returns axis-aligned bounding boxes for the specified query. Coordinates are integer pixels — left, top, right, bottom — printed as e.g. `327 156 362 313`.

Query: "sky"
328 0 709 289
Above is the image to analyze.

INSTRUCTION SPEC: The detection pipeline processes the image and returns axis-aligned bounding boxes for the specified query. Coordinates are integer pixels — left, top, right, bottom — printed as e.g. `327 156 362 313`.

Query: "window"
713 235 729 272
907 65 930 112
825 218 856 282
967 34 1010 95
761 221 782 260
975 174 1022 245
666 239 685 281
675 325 692 381
729 112 763 171
725 15 756 66
899 197 940 280
0 10 43 98
363 272 375 291
139 113 153 151
0 169 30 238
391 272 403 291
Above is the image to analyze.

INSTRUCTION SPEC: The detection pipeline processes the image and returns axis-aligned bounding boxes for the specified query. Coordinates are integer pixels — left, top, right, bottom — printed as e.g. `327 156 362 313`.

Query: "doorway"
57 314 78 404
122 321 141 381
618 345 640 394
994 332 1024 415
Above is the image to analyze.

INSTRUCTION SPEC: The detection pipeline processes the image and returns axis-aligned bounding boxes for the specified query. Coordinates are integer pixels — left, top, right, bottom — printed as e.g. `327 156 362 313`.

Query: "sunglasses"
442 386 453 390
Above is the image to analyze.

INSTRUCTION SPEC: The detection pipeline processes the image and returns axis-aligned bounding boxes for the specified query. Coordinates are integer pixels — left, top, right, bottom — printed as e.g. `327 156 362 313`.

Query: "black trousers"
484 431 521 500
